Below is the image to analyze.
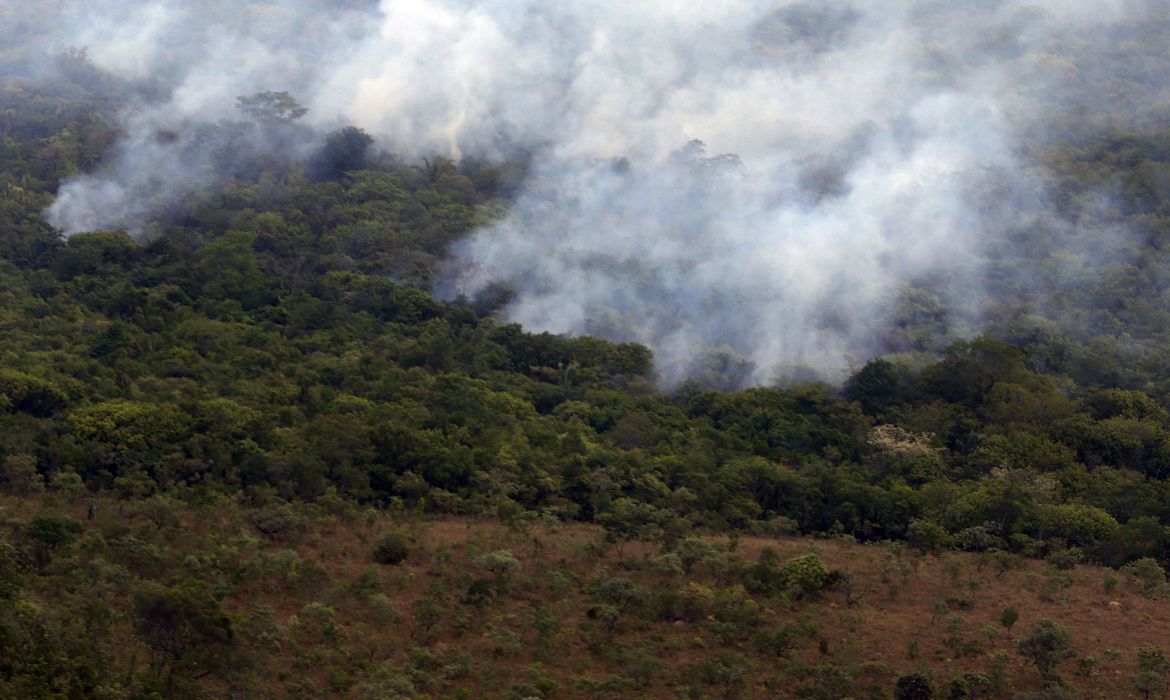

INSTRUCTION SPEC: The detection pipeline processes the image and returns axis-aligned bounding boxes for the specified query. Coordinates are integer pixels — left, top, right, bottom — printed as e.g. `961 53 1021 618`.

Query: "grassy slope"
6 492 1166 699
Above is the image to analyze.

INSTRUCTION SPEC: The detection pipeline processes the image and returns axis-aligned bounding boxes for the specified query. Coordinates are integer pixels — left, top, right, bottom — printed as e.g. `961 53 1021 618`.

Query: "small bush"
1046 548 1082 571
248 503 304 537
1121 557 1169 598
894 672 933 700
372 530 410 565
779 553 829 596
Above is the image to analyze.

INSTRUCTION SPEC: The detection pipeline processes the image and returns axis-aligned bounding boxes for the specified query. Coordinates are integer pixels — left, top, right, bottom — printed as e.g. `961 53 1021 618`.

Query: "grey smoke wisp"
20 0 1170 386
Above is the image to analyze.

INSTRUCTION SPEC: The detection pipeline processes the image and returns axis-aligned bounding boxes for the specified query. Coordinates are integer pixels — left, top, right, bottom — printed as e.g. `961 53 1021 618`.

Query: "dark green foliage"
1135 645 1168 700
598 499 671 551
22 515 82 566
779 553 830 596
248 503 305 538
133 580 235 686
0 539 21 598
844 358 909 417
1121 557 1169 598
0 369 68 416
312 126 375 180
372 529 410 565
1000 606 1020 635
795 665 854 700
0 595 119 698
1046 548 1082 570
1017 619 1076 681
946 677 969 700
907 519 951 554
895 672 934 700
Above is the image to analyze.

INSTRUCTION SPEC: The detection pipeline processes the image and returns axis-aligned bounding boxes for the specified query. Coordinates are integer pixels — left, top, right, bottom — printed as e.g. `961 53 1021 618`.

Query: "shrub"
962 672 992 697
476 549 522 593
780 553 830 596
595 577 648 614
679 582 715 622
946 677 969 700
1135 645 1168 699
248 503 304 537
1122 558 1169 598
372 529 410 565
894 672 933 700
1046 548 1082 571
1031 503 1119 548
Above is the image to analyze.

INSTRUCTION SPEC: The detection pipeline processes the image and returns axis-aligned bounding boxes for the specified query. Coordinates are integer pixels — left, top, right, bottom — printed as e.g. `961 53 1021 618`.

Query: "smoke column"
17 0 1170 385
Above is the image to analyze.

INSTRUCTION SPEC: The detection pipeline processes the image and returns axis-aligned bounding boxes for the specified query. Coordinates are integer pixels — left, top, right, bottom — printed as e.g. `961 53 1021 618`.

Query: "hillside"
5 6 1170 699
3 492 1167 699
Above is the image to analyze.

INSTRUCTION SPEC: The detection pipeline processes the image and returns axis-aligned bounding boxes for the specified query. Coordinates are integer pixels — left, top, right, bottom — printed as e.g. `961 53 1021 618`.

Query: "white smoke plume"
16 0 1170 385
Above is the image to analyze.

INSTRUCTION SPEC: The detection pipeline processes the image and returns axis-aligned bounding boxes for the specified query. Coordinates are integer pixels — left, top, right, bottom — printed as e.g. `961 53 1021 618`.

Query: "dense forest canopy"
4 1 1170 697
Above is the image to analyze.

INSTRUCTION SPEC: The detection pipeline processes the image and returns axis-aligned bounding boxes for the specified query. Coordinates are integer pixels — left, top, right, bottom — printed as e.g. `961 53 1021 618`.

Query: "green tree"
845 358 909 417
313 126 374 180
1136 645 1169 700
779 553 830 596
133 580 235 691
597 498 668 554
906 519 951 555
0 454 43 494
236 91 307 124
22 515 82 567
1017 618 1075 683
1000 606 1019 636
475 549 522 594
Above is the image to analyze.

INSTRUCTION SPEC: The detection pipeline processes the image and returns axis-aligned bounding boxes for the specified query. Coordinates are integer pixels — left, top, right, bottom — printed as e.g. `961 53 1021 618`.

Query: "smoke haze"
14 0 1170 385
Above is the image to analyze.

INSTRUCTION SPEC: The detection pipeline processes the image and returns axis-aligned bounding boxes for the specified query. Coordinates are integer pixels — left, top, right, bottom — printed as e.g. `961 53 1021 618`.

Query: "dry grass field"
6 492 1168 698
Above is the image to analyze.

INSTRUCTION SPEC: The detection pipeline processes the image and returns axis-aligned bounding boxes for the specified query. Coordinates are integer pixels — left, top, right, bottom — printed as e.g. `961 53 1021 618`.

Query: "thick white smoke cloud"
22 0 1170 385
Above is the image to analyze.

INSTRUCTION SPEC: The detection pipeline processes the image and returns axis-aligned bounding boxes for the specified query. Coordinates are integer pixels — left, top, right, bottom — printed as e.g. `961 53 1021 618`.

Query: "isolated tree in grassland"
372 529 410 565
779 553 830 596
475 549 521 594
1017 618 1075 683
1000 606 1019 636
410 592 444 643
